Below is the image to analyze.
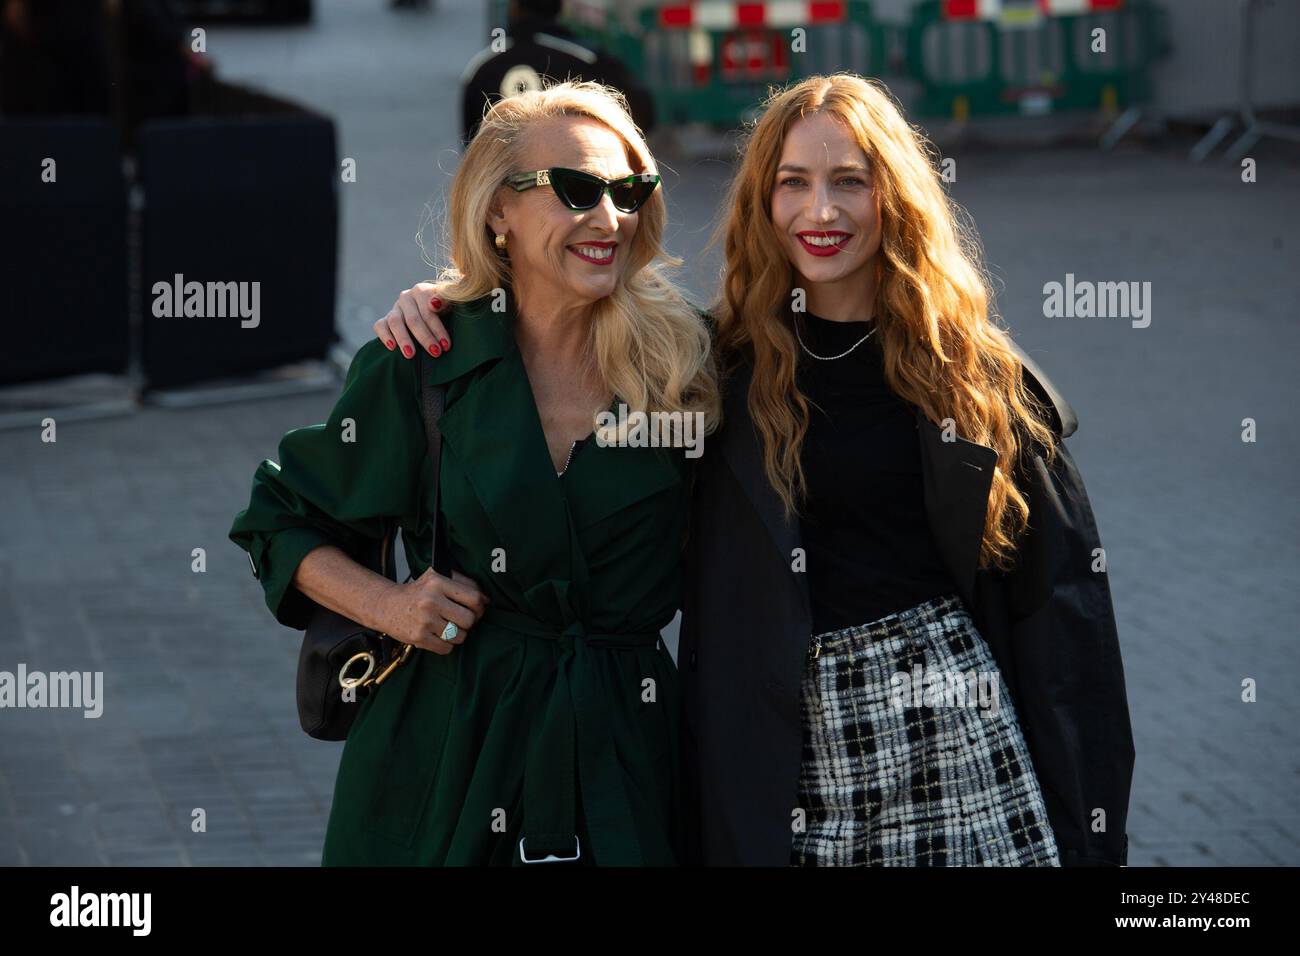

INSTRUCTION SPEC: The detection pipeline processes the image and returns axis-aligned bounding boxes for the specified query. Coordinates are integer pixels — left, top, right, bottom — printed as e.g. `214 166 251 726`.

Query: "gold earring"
495 234 508 252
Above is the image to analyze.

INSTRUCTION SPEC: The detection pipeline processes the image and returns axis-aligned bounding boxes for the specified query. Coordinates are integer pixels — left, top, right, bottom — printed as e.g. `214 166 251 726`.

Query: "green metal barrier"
904 0 1170 121
482 0 890 128
477 1 1167 130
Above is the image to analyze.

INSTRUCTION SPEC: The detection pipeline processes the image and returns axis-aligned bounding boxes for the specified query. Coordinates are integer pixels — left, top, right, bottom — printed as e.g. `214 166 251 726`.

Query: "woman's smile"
567 240 618 265
796 230 853 256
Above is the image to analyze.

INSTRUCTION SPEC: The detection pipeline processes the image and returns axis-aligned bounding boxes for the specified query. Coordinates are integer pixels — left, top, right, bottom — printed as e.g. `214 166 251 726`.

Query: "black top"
795 311 957 634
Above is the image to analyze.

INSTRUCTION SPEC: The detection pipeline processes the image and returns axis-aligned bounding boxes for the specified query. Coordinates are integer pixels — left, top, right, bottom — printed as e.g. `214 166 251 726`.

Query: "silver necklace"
556 439 578 477
794 315 877 361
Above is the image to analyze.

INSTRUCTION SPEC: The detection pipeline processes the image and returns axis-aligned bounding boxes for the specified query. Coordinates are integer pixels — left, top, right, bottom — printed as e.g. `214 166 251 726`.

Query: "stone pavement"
0 396 345 865
1 0 1297 867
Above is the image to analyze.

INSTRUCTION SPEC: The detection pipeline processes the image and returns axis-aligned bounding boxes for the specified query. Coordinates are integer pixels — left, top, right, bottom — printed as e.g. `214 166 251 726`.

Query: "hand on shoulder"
373 281 455 360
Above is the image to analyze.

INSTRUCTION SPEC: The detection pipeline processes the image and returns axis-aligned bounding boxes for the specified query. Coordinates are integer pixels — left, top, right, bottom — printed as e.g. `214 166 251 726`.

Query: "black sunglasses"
503 167 661 213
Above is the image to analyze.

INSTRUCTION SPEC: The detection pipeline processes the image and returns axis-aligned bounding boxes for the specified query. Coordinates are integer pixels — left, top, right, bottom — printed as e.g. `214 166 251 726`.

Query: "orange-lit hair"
709 73 1059 571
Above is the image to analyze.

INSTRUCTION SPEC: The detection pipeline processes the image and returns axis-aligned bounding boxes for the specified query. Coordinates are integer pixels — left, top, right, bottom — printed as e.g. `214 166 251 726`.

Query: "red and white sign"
942 0 1123 19
720 29 791 80
658 1 847 30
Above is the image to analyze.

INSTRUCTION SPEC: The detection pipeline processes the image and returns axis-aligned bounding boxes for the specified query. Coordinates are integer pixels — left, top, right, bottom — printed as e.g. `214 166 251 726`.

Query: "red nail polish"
428 344 440 357
440 338 450 352
402 344 414 358
385 339 396 350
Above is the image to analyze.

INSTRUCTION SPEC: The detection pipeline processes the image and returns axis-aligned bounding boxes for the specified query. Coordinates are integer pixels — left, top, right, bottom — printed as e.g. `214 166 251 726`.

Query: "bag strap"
416 349 451 577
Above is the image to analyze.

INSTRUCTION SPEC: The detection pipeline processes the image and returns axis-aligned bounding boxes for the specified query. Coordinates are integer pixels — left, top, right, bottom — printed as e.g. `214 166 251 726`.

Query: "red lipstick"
567 239 618 266
796 230 853 257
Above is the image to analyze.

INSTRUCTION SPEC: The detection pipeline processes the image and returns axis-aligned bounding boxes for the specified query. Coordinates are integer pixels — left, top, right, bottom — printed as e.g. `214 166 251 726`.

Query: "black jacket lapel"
914 408 998 610
718 362 810 613
716 342 1074 624
913 335 1078 609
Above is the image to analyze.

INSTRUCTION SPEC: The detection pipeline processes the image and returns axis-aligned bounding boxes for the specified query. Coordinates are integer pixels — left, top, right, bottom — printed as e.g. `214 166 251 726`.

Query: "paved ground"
1 0 1297 866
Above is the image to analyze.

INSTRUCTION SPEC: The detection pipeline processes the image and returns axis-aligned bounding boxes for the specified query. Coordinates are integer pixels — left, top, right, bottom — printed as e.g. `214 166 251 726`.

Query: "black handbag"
295 349 449 740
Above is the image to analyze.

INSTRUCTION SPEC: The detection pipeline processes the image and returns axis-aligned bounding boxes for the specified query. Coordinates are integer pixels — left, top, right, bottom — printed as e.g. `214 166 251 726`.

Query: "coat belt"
481 604 661 865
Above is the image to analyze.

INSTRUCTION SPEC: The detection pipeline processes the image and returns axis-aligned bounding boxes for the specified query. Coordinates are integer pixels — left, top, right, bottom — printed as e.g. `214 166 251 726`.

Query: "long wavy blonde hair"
711 73 1059 572
429 79 718 428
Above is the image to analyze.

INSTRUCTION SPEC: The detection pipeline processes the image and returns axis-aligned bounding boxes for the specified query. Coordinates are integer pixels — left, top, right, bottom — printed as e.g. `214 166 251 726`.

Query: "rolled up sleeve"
229 340 427 629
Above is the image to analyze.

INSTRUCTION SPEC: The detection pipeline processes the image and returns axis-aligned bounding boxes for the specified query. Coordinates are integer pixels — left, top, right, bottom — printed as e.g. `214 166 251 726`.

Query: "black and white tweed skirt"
790 592 1060 866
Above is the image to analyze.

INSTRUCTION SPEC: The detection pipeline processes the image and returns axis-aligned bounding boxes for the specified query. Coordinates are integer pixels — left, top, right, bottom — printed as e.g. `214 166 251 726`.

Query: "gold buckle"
338 640 415 695
371 641 414 687
339 652 376 690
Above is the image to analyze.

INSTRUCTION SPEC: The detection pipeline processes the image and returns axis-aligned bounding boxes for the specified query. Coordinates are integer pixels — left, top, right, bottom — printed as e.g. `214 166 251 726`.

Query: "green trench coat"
229 294 691 866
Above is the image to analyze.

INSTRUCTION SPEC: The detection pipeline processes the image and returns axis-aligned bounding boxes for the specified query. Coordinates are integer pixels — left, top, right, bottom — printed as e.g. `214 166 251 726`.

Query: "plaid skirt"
790 593 1060 867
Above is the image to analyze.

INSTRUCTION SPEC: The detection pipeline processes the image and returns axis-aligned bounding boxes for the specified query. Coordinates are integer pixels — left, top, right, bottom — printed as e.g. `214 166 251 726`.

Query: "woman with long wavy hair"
377 73 1134 867
230 79 718 866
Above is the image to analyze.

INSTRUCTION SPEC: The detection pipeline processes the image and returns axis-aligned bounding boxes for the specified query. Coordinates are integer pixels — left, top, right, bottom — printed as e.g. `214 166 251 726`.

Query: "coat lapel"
915 335 1078 603
717 358 999 620
424 296 574 596
568 437 685 532
716 340 1074 629
424 294 692 621
718 361 811 613
913 408 998 610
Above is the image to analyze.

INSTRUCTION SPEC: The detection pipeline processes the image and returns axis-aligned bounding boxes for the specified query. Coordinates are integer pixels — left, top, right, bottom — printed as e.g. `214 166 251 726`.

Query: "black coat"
678 339 1136 866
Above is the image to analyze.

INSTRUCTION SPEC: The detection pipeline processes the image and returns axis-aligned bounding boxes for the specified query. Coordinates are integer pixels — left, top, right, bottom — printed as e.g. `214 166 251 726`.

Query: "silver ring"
440 621 459 642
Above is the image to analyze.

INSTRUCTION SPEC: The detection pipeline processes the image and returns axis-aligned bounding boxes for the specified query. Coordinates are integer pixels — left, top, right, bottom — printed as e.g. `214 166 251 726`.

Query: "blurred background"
0 0 1297 866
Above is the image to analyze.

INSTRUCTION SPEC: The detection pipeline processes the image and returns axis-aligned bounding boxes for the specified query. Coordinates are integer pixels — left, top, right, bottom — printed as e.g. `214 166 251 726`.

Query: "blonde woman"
230 80 718 866
378 75 1134 867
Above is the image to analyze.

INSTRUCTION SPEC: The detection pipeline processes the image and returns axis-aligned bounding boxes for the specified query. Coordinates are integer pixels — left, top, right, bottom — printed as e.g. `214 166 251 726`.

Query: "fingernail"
385 339 396 350
430 297 442 309
402 344 414 358
440 338 450 352
428 344 441 357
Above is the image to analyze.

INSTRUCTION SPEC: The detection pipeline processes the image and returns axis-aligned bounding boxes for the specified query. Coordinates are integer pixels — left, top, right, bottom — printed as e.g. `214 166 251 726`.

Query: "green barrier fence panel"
905 0 1170 121
633 1 889 127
